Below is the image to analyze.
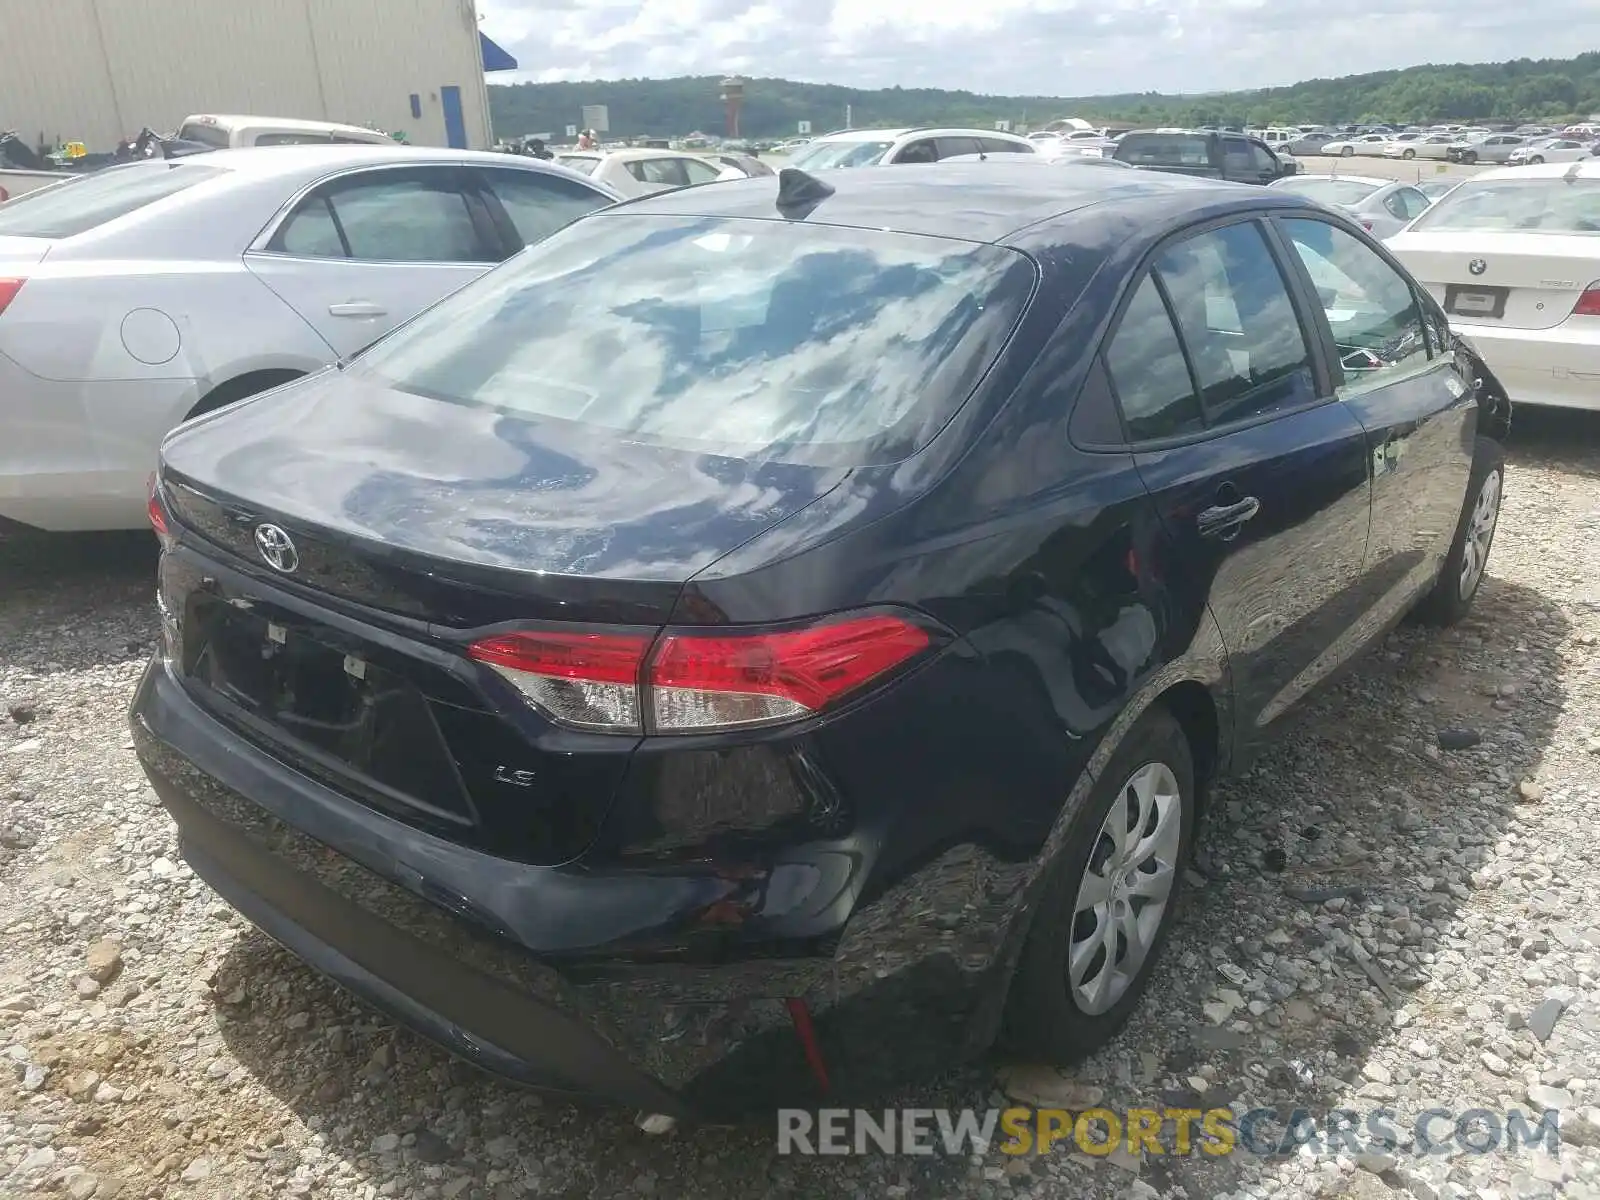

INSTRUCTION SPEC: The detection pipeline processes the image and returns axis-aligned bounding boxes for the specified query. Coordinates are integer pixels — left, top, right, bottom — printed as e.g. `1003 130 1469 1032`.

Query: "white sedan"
1383 134 1456 160
0 146 620 531
1388 161 1600 412
553 148 739 197
1321 133 1390 157
1506 138 1595 165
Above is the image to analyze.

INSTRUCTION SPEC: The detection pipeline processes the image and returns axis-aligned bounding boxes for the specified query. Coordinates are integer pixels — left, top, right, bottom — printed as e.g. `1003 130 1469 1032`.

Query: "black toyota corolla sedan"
131 162 1509 1120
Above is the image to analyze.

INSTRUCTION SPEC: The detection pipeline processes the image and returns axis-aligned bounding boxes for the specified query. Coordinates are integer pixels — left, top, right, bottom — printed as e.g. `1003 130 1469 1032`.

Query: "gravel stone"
0 426 1596 1198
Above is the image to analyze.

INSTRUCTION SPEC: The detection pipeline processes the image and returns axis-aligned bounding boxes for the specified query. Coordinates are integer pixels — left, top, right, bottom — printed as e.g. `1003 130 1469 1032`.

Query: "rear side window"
626 158 688 186
0 162 225 238
680 158 723 185
268 168 495 262
979 138 1033 155
479 168 610 247
254 132 333 146
351 214 1037 467
555 155 599 176
1280 218 1429 383
1115 134 1210 166
1105 275 1205 442
1153 223 1316 424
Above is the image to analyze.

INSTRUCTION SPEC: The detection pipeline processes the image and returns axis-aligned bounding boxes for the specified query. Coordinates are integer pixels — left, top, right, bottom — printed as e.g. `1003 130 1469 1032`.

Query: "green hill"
488 53 1600 140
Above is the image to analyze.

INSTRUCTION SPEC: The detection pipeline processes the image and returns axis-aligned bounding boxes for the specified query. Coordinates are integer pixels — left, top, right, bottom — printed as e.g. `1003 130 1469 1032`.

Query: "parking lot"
0 403 1596 1200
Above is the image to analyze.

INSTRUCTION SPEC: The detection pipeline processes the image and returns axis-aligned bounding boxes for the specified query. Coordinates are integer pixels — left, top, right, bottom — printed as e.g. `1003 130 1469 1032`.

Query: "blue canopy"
480 32 518 72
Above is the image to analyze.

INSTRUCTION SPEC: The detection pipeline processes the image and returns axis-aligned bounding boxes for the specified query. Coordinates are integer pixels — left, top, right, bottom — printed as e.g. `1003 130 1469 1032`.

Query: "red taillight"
468 612 931 735
1572 284 1600 317
469 630 650 731
146 473 173 543
649 615 930 731
1359 219 1374 231
0 277 25 317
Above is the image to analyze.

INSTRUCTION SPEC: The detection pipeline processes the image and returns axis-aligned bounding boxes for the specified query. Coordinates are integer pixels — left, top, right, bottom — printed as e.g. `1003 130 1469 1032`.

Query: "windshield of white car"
787 140 894 169
1409 178 1600 234
1274 178 1382 205
554 155 599 175
350 215 1039 467
0 161 227 238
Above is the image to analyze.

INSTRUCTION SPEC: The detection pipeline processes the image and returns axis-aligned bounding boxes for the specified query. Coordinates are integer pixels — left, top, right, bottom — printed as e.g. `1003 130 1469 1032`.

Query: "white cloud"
478 0 1600 97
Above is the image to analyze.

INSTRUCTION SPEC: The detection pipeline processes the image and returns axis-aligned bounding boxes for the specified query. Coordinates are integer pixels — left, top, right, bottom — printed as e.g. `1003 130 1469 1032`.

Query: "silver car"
1267 174 1433 239
0 146 619 531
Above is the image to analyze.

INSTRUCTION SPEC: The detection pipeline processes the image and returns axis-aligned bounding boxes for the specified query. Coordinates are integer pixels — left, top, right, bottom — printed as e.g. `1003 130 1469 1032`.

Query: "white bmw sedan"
0 146 619 531
1387 161 1600 412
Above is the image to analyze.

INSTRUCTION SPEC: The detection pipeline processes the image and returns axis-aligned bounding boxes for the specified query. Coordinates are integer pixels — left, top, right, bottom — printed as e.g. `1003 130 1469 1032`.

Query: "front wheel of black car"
1001 706 1195 1064
1417 436 1505 626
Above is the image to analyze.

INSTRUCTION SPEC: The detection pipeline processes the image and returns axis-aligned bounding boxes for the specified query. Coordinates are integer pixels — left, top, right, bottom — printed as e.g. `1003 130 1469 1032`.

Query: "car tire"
1530 155 1545 164
1403 149 1416 160
1416 436 1505 626
1341 146 1355 157
1463 151 1478 165
1000 705 1195 1064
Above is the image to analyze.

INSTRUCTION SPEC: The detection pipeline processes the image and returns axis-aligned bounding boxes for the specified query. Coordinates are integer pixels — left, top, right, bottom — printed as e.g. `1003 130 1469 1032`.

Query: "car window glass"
1222 138 1254 172
1153 223 1316 425
1105 275 1206 442
979 137 1031 154
1115 134 1210 166
275 195 346 256
935 137 981 160
1248 143 1277 172
1396 187 1429 219
680 157 723 185
0 161 225 238
324 173 488 262
481 169 610 248
630 158 687 186
1383 192 1409 219
896 139 940 164
175 123 231 149
1280 218 1430 383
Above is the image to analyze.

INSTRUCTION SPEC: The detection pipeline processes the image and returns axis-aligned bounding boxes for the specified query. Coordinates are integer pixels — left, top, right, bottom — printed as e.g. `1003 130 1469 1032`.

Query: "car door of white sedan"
243 164 505 360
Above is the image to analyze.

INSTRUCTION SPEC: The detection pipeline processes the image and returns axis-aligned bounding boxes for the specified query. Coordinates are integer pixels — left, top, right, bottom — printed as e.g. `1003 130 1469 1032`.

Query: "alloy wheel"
1067 762 1183 1016
1458 468 1502 601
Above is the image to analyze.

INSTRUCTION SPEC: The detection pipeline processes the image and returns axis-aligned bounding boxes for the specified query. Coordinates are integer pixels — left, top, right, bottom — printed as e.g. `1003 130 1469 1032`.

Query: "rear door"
244 164 504 359
1104 217 1373 747
1275 217 1475 623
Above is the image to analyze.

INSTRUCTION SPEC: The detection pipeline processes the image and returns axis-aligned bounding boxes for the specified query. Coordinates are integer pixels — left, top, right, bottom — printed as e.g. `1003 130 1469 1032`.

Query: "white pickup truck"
1 114 394 202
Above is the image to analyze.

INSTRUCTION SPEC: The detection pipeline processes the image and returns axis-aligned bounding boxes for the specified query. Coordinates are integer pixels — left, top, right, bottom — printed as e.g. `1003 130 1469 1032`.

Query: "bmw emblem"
253 523 299 574
1468 258 1487 276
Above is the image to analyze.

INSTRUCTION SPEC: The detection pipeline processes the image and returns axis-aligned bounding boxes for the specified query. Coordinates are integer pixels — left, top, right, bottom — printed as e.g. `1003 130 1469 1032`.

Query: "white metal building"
0 0 517 152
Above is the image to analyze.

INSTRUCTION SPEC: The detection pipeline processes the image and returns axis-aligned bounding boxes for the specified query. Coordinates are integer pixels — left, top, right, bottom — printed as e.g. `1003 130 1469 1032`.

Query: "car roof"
1474 160 1600 182
191 144 567 175
605 161 1276 245
1283 174 1394 187
810 128 915 142
569 148 706 162
181 114 384 137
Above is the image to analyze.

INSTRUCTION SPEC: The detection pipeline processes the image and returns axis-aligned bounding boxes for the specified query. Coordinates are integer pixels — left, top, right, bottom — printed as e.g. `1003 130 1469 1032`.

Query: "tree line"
488 54 1600 140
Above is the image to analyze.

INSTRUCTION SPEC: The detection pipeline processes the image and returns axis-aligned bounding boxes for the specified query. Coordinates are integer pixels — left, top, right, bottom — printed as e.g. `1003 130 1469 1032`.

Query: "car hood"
159 369 850 615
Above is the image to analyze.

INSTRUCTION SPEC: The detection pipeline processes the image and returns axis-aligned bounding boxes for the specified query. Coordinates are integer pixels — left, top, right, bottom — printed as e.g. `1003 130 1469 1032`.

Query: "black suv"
1114 129 1298 184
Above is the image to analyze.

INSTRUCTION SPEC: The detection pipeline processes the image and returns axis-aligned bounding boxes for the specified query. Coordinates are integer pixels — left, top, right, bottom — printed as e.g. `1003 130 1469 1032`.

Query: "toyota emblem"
253 523 299 574
1468 258 1487 276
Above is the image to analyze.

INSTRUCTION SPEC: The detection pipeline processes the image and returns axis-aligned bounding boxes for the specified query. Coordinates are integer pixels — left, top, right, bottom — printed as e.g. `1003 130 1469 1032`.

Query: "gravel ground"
2 408 1599 1200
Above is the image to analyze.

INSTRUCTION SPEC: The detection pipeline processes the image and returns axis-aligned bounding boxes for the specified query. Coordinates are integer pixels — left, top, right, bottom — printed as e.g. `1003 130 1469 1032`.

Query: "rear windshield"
1114 135 1210 166
788 140 895 169
555 155 599 175
353 215 1037 466
1274 178 1383 205
1409 178 1600 234
0 161 226 238
176 122 232 149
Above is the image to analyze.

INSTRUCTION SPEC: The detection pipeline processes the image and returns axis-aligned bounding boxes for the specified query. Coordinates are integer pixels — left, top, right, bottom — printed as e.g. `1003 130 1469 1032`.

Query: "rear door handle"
1197 496 1261 540
328 301 387 318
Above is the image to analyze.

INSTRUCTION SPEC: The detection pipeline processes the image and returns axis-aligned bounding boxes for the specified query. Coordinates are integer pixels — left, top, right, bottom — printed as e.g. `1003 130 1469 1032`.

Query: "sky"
477 0 1599 98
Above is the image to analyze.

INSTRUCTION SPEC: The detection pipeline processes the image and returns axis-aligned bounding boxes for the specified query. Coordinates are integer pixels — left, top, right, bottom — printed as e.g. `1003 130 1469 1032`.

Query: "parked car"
1268 174 1433 238
132 162 1508 1118
1389 160 1600 412
171 114 397 150
1506 138 1593 165
1384 135 1456 161
1447 135 1529 165
1284 132 1336 156
786 127 1037 169
552 148 736 197
1321 133 1390 157
1112 129 1296 183
0 146 619 532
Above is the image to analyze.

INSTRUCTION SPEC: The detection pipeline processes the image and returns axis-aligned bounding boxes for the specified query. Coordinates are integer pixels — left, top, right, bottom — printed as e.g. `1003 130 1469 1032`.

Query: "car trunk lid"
1391 231 1600 330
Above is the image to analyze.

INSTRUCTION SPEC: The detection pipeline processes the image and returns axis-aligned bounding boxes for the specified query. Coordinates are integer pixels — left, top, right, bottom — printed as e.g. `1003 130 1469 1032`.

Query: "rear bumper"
131 655 1021 1116
1452 321 1600 412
